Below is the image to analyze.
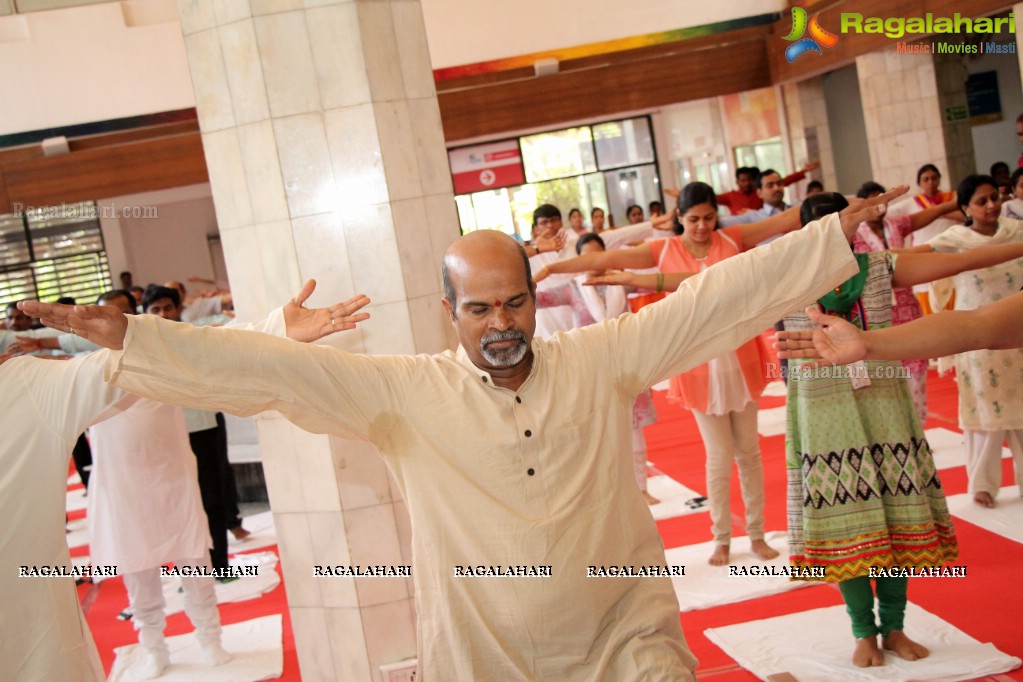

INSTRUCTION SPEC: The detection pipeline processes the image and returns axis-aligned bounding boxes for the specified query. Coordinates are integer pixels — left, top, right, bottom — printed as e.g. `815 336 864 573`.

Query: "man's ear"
441 297 456 322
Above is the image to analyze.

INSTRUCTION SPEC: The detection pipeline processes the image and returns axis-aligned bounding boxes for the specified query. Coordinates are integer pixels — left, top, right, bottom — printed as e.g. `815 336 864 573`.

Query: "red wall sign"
449 140 525 194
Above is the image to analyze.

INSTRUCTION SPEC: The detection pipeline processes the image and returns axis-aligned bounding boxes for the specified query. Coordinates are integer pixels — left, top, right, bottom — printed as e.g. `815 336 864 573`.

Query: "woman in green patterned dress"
782 193 1023 668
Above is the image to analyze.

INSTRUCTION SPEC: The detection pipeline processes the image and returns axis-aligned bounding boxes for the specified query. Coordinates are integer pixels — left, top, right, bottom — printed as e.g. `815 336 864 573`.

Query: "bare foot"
709 544 730 566
642 490 660 505
973 491 995 508
883 630 929 661
852 636 884 667
751 538 779 561
230 525 251 540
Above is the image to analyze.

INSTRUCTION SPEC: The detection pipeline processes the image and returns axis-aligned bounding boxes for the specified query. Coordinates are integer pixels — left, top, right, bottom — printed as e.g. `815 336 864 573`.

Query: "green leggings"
838 576 909 638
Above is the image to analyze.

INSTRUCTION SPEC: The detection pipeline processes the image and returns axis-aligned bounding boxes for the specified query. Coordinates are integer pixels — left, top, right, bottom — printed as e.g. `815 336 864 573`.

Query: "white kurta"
0 352 132 682
87 400 211 574
104 215 857 681
180 296 222 323
927 218 1023 430
86 309 288 574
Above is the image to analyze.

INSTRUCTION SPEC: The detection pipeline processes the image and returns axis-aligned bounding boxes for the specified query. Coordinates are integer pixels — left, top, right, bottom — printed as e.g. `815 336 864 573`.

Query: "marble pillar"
176 0 457 678
781 76 836 196
855 46 975 191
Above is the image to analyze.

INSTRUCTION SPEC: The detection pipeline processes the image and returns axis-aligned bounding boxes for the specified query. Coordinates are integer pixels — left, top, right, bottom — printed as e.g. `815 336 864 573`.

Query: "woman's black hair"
568 207 581 219
673 182 718 235
575 232 606 255
855 181 886 200
916 163 940 185
1010 167 1023 190
956 174 998 226
800 192 849 226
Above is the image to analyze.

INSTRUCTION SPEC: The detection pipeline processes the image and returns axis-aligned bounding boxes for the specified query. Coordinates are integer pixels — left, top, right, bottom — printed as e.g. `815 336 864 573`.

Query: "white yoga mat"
228 511 277 555
161 553 281 616
758 406 787 437
946 485 1023 545
665 531 818 612
109 614 283 682
705 602 1021 681
648 474 708 521
924 427 1010 471
66 487 88 513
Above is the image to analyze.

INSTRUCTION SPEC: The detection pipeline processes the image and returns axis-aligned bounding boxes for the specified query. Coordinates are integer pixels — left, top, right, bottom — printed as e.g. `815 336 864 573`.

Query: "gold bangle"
655 273 665 293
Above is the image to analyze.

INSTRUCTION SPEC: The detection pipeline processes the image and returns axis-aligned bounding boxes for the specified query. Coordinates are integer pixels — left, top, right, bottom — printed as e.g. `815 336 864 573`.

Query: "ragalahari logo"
783 7 839 62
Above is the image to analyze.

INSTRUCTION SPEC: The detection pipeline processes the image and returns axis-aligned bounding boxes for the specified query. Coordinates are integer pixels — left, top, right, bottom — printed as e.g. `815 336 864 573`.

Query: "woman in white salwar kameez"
927 174 1023 508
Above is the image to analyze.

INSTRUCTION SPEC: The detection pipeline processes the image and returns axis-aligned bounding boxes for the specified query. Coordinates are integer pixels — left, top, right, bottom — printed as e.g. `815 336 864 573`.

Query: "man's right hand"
18 301 128 350
775 306 867 365
534 230 567 255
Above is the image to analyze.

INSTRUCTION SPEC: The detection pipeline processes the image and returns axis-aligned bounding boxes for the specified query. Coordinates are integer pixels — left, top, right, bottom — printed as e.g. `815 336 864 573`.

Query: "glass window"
0 202 112 307
0 213 30 267
453 117 659 237
603 164 660 227
468 189 518 238
593 118 655 170
734 138 785 177
454 195 478 234
520 127 597 183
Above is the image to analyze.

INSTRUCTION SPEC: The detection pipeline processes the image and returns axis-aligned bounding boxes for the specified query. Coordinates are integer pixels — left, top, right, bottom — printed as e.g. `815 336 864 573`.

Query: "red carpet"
75 370 1021 680
650 371 1023 681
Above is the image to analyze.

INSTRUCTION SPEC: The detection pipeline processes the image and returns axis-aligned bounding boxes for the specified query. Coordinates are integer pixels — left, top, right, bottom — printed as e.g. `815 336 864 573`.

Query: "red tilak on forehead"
493 300 503 307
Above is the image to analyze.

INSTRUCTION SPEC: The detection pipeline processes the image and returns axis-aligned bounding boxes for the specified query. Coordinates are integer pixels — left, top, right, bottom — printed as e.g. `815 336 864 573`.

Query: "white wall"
0 0 192 135
99 183 219 290
0 0 786 138
421 0 785 69
966 40 1023 176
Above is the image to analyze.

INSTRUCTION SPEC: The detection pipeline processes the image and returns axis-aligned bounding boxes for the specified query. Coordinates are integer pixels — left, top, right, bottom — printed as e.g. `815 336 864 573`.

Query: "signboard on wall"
449 140 526 194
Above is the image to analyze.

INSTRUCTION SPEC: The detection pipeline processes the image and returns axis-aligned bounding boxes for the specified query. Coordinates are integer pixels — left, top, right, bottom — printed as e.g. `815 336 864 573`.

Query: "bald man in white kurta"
101 215 858 680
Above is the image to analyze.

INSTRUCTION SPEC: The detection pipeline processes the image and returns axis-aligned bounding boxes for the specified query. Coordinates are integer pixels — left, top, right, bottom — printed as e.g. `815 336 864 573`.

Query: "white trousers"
122 556 223 655
692 400 765 545
964 428 1023 498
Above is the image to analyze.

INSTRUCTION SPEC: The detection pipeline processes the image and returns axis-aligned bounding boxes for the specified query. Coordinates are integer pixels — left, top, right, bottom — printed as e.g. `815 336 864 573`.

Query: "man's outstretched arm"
18 284 411 442
19 279 369 348
595 186 908 392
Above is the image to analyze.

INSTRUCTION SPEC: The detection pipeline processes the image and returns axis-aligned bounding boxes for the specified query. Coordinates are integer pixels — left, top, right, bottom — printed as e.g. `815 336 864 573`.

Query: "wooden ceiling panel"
438 28 773 141
0 133 208 212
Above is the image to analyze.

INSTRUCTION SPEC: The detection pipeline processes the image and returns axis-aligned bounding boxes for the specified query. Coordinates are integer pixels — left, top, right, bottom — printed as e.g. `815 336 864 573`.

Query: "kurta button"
527 468 535 476
524 429 532 437
482 376 488 383
515 396 522 403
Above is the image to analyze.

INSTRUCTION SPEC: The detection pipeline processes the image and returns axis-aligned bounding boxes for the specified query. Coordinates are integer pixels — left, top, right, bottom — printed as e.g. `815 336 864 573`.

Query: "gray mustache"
481 330 526 346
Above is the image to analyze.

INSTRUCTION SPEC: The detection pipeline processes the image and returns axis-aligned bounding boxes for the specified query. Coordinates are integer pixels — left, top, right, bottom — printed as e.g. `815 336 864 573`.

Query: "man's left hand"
284 279 371 343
